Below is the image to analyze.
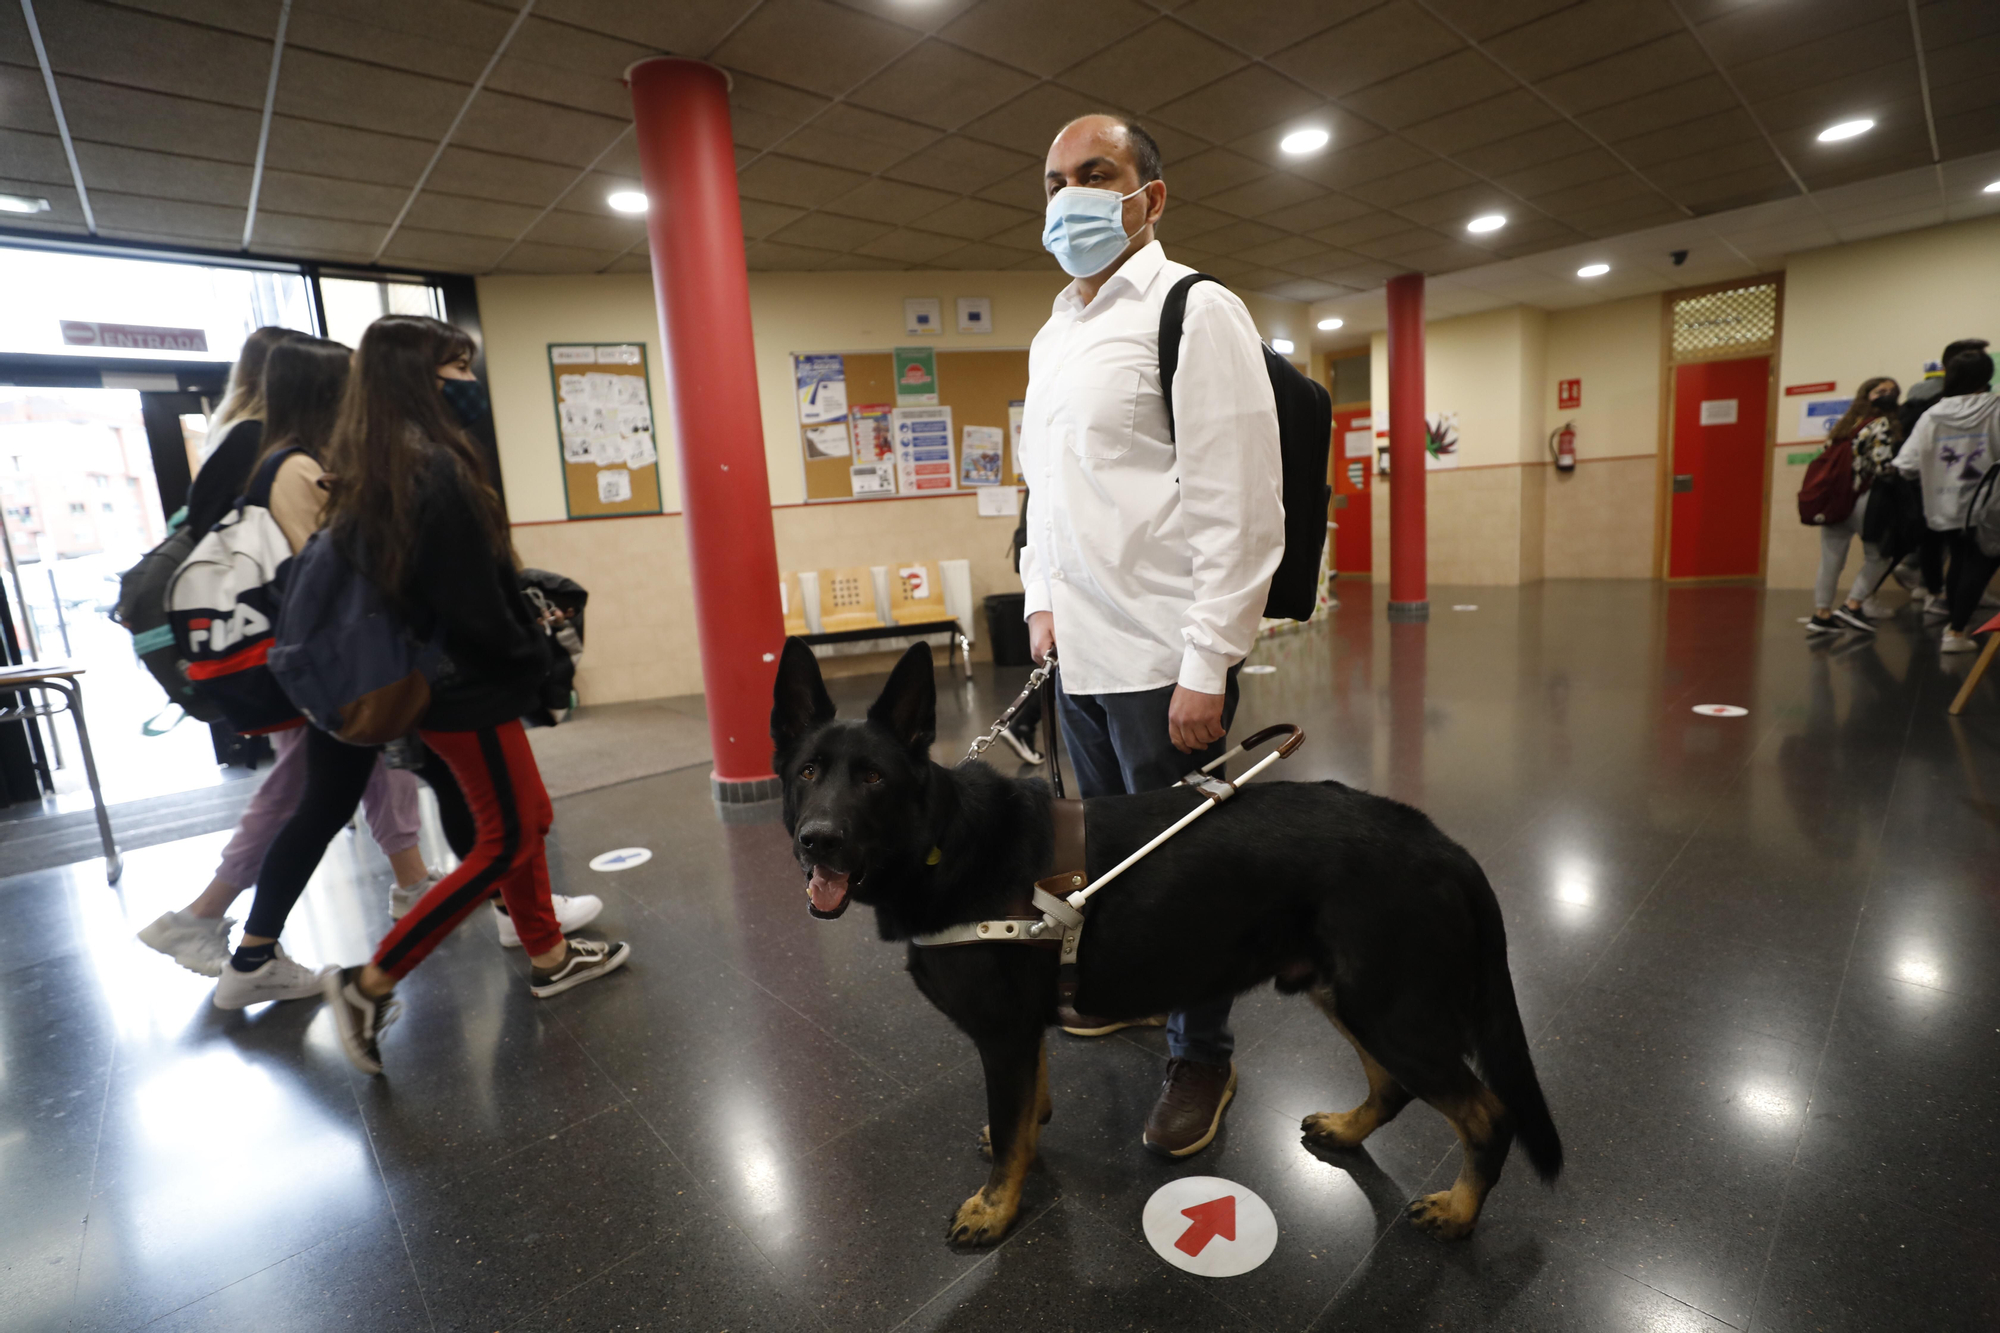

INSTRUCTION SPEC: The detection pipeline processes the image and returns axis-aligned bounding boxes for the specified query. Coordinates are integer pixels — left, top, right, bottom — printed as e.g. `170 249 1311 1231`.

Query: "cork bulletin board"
548 342 664 519
794 348 1030 502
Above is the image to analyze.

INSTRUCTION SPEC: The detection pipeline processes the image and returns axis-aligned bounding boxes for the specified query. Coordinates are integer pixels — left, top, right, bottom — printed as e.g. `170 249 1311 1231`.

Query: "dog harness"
913 724 1304 1003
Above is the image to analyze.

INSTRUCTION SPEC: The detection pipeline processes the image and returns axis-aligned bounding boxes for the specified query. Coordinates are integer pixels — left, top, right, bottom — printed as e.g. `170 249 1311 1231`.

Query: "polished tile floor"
6 580 1998 1332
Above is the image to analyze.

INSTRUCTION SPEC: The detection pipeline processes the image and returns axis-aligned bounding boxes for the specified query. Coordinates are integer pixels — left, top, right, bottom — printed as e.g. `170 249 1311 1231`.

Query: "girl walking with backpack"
1805 377 1901 636
320 316 630 1076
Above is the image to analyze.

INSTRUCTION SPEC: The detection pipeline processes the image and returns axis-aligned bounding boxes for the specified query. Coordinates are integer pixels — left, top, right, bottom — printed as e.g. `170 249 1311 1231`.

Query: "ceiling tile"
743 237 838 269
778 124 924 175
1672 162 1799 212
530 0 762 56
836 0 983 36
1575 76 1739 146
1692 0 1904 68
0 127 70 187
1055 20 1246 113
484 17 652 116
1387 239 1499 273
255 167 407 225
937 0 1153 77
376 225 514 273
454 92 628 169
1397 180 1523 229
48 78 258 166
275 50 465 139
404 191 547 242
604 251 652 275
725 72 835 151
424 144 583 206
1611 107 1763 170
1342 49 1517 132
883 135 1037 196
1400 90 1561 159
1197 217 1286 251
1925 30 2000 93
265 117 432 190
78 0 271 37
1221 105 1382 170
855 227 967 263
490 236 620 273
1231 266 1294 294
1234 234 1325 269
1174 0 1375 57
739 198 808 237
87 195 242 246
769 210 897 250
1307 210 1412 248
930 239 1020 269
1148 64 1328 145
1728 19 1910 109
1479 1 1683 82
36 0 269 107
736 153 872 208
1257 192 1371 234
1267 3 1462 100
1288 246 1378 280
1201 172 1327 218
1345 158 1480 211
1261 277 1348 302
796 102 943 167
1561 195 1691 235
1530 171 1660 216
1417 0 1576 43
1495 147 1630 200
847 39 1038 131
973 163 1048 207
231 208 385 258
522 207 648 252
1537 32 1711 118
959 83 1120 157
813 251 908 270
1454 119 1600 176
1164 148 1269 200
710 0 914 99
1155 199 1237 239
826 175 960 223
1642 139 1782 192
0 65 56 135
1932 100 2000 162
287 0 515 80
1285 135 1425 192
918 195 1036 240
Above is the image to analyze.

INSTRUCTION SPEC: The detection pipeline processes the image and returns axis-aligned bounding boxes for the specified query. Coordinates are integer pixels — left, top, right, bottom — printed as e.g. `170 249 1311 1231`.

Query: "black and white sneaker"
1831 605 1875 634
1805 614 1842 635
999 727 1045 766
529 937 631 998
323 965 401 1075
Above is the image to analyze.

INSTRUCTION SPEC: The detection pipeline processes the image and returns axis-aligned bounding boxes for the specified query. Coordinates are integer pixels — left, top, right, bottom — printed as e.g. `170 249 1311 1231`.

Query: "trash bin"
984 592 1031 666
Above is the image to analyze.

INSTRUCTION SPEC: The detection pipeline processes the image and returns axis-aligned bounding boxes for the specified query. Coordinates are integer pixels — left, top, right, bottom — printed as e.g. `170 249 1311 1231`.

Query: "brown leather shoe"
1057 1007 1167 1037
1143 1058 1237 1158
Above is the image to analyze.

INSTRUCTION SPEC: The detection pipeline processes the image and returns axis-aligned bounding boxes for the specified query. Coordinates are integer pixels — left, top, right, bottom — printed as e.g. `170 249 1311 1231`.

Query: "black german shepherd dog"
773 639 1561 1247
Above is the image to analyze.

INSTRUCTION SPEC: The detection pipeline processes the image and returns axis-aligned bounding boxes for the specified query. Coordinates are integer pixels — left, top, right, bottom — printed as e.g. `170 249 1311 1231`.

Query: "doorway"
1330 402 1373 575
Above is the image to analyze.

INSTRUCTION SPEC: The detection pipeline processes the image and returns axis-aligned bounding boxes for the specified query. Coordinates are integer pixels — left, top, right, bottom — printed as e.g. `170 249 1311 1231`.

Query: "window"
101 501 114 513
319 275 445 349
90 473 108 489
68 502 86 515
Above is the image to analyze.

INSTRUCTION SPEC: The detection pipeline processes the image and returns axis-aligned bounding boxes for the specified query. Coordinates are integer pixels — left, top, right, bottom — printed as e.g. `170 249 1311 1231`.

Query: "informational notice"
795 354 847 424
960 424 1004 486
548 342 661 517
894 346 940 406
977 485 1019 517
1008 400 1025 481
1344 428 1373 458
1700 398 1739 426
1798 397 1845 440
893 406 954 492
850 462 895 495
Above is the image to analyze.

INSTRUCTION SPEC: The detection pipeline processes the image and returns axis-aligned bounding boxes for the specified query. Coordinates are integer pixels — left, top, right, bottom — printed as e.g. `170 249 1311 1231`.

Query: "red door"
1330 404 1372 574
1668 356 1771 579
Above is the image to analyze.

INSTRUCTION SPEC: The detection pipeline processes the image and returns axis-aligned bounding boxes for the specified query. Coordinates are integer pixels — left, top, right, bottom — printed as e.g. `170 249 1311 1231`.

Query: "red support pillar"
1385 272 1428 622
627 58 786 798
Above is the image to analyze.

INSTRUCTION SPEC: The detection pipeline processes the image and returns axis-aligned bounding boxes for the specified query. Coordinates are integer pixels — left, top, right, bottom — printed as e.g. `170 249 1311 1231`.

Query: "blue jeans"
1056 670 1240 1067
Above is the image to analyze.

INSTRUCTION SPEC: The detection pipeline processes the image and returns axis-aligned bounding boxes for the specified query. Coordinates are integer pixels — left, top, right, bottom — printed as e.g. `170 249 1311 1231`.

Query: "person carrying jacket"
1805 377 1901 636
321 316 630 1077
1893 347 2000 652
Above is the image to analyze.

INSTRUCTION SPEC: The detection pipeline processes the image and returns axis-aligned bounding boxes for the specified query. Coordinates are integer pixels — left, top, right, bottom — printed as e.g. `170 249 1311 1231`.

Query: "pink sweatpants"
213 726 422 888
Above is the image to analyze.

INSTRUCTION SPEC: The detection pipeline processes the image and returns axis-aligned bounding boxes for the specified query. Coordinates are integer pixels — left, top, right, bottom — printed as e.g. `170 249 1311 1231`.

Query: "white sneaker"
1941 630 1980 654
387 871 443 920
138 910 235 977
495 893 602 948
212 944 331 1009
1923 594 1951 621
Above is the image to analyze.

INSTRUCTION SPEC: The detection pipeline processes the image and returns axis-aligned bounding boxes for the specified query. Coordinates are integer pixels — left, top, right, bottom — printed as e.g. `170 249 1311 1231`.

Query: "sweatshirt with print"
1892 392 2000 530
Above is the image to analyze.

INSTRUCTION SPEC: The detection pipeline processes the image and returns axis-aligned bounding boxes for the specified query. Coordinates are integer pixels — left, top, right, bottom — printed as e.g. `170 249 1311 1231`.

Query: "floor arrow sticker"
1142 1177 1277 1277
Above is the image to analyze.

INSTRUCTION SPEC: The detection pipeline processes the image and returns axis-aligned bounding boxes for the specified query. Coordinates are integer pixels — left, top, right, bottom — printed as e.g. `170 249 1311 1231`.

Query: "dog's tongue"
808 866 849 913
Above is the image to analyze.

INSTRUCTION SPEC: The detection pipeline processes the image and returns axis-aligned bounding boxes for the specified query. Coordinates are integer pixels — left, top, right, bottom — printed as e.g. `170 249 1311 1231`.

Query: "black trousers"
1943 530 2000 633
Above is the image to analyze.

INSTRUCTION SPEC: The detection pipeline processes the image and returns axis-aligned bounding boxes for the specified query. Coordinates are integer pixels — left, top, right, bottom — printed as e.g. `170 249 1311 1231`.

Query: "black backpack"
1159 273 1333 621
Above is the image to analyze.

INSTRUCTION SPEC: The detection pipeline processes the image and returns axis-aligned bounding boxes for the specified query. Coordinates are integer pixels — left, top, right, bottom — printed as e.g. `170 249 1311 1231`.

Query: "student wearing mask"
323 316 629 1076
1894 347 2000 653
137 336 447 995
1806 377 1901 636
1018 114 1282 1157
184 325 294 533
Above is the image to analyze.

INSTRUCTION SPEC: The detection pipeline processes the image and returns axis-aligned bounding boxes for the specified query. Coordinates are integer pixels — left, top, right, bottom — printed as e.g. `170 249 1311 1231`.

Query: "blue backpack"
268 531 443 745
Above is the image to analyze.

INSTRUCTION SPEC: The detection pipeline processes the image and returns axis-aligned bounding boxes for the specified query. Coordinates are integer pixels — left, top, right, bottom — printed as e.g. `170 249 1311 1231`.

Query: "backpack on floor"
164 447 305 734
1966 464 2000 558
1797 435 1858 526
268 530 444 747
114 522 225 723
1159 274 1333 621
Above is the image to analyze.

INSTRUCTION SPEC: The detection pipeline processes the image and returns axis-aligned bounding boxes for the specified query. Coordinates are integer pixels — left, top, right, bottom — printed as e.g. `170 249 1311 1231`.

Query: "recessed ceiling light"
1317 317 1344 331
0 193 51 214
1279 127 1330 155
1577 263 1610 278
607 190 649 214
1467 214 1506 233
1817 118 1873 142
1984 180 2000 194
1271 338 1295 354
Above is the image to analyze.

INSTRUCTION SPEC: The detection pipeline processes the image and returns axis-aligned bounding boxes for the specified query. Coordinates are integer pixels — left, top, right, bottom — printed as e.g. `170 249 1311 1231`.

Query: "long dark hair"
253 335 350 468
320 315 509 610
1828 376 1898 445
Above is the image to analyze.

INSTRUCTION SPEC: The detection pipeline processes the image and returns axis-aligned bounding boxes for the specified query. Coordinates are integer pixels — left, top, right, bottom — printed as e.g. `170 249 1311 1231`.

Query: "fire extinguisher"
1549 421 1576 472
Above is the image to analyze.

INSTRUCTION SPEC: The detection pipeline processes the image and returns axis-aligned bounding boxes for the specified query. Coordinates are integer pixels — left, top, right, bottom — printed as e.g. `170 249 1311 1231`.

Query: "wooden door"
1668 356 1771 579
1329 403 1373 574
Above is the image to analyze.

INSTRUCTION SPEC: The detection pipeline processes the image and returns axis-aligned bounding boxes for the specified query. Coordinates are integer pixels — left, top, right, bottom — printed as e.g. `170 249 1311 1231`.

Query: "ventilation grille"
1671 283 1778 359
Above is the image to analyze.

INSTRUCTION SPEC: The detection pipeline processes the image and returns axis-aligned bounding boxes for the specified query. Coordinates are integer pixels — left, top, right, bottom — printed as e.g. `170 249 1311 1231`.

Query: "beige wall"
1765 214 2000 588
1544 294 1663 578
480 264 1309 701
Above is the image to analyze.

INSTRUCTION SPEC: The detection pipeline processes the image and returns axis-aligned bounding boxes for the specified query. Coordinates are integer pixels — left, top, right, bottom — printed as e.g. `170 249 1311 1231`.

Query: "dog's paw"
977 1124 992 1160
1406 1190 1477 1240
1301 1110 1371 1149
947 1189 1017 1246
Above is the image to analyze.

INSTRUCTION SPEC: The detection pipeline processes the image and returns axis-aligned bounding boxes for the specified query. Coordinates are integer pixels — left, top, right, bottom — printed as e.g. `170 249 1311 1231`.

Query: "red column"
1386 272 1428 622
627 58 785 795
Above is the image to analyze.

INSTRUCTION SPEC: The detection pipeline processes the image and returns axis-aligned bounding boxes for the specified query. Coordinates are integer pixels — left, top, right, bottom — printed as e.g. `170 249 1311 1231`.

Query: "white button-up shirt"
1018 241 1283 697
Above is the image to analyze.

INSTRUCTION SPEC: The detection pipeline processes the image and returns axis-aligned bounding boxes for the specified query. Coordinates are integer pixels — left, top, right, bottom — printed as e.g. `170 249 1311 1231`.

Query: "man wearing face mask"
1016 114 1282 1159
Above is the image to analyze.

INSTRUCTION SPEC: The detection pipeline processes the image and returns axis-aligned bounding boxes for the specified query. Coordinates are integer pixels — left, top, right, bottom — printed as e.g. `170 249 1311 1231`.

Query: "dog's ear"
771 637 835 753
867 642 935 757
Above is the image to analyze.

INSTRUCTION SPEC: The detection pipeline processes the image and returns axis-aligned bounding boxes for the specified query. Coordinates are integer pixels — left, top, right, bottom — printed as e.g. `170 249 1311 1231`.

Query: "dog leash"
964 651 1058 763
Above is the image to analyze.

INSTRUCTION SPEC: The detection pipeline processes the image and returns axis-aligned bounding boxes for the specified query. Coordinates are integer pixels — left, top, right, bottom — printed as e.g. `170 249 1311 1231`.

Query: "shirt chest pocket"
1051 366 1139 462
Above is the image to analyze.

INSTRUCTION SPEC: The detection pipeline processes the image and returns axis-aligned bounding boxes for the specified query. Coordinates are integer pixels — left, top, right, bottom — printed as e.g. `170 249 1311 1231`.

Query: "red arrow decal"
1175 1195 1236 1257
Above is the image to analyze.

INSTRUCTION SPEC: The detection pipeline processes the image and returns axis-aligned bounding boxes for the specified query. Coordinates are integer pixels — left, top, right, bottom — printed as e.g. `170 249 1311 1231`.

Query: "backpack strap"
241 445 306 510
1157 272 1222 443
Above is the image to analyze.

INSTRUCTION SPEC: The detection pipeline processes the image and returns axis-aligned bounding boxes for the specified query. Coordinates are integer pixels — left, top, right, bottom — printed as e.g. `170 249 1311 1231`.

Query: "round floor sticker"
1692 704 1748 718
1141 1177 1278 1277
588 847 653 872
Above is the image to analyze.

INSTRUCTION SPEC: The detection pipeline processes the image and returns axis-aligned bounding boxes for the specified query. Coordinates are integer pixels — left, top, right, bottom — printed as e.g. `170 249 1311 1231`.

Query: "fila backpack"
1159 273 1333 622
164 447 305 734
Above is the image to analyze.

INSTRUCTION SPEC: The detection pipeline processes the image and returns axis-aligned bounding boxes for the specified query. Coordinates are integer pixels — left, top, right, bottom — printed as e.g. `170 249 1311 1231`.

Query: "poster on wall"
894 346 940 406
1008 399 1025 481
548 342 663 519
850 462 895 494
960 424 1003 485
850 404 896 487
893 406 954 492
1798 397 1846 440
1344 426 1373 458
795 354 847 424
1424 411 1460 470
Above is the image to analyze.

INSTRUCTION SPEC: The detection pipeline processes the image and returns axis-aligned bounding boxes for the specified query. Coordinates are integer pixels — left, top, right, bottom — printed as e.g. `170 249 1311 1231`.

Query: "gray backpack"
1968 465 2000 558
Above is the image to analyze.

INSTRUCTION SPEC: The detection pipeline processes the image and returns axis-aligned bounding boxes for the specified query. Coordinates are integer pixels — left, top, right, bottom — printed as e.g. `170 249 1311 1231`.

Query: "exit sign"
1557 378 1581 409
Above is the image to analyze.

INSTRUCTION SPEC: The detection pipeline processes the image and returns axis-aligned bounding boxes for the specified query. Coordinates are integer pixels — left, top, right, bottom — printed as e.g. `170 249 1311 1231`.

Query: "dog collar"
926 846 942 866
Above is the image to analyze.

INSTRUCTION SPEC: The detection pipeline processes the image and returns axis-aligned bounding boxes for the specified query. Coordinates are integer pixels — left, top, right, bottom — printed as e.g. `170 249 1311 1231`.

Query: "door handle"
1672 474 1693 493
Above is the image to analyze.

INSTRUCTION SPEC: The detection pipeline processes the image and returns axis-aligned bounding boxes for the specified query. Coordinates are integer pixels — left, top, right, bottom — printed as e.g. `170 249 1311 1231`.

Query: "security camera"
1671 249 1689 266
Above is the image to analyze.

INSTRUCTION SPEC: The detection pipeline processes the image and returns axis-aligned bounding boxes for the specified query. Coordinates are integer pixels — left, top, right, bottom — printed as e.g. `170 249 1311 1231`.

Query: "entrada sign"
60 320 208 352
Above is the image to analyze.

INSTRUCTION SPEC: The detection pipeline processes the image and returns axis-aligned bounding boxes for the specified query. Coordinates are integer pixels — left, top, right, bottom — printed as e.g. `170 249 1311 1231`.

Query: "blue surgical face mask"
1041 184 1148 278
